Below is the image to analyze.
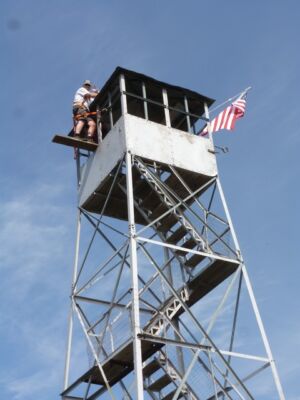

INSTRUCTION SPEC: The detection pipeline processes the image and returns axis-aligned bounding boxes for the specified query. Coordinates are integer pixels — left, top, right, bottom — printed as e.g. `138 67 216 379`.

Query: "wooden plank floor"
52 134 98 152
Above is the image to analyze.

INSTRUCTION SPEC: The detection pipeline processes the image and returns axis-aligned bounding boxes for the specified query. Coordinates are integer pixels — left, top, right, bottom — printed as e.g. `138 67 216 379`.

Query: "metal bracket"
208 146 229 155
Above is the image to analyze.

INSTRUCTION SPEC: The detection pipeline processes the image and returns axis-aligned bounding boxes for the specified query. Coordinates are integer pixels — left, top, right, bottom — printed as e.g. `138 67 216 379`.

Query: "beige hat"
83 80 92 86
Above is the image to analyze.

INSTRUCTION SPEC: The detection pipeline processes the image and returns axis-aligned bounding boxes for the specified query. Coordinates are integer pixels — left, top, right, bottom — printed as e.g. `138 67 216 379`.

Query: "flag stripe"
199 94 246 135
220 106 231 130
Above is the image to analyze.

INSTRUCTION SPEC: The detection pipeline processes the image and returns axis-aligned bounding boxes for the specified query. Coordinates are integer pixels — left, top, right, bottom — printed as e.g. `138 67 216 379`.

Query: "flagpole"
204 102 214 150
198 86 251 137
210 86 252 114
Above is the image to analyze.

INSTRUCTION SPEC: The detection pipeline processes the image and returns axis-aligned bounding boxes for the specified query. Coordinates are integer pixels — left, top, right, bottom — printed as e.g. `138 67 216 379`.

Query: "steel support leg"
63 209 81 390
216 178 285 400
126 151 144 400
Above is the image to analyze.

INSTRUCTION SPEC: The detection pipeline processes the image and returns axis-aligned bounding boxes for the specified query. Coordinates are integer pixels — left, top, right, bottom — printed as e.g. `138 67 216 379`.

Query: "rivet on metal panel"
129 223 136 236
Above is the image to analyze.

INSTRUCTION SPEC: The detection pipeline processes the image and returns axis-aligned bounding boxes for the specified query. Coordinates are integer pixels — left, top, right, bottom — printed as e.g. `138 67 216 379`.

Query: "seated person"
73 80 99 142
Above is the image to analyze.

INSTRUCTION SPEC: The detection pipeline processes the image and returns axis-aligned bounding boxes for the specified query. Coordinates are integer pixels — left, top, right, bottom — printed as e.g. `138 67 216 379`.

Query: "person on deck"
73 80 99 142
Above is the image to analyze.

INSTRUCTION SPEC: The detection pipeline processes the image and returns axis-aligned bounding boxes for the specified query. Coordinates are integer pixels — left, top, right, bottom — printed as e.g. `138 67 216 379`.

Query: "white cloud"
0 182 75 399
2 370 59 400
0 182 73 297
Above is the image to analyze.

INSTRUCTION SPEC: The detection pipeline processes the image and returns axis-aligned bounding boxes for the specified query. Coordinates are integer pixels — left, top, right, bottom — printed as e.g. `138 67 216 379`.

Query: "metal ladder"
134 158 208 253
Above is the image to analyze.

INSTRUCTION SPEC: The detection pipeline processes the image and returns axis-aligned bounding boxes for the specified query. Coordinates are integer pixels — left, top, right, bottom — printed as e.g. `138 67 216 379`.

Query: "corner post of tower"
63 208 81 391
204 96 284 399
242 264 286 400
125 152 144 400
215 169 286 400
121 73 144 400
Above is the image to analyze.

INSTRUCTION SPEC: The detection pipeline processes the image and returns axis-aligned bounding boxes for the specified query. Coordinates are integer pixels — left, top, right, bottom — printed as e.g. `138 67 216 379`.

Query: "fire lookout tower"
54 67 285 400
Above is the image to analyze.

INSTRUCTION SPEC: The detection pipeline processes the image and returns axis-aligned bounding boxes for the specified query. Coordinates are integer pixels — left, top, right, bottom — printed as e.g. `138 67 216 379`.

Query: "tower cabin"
54 67 217 219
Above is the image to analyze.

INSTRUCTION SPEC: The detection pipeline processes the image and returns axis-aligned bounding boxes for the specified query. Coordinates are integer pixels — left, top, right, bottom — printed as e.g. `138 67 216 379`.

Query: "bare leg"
75 120 85 135
87 120 96 139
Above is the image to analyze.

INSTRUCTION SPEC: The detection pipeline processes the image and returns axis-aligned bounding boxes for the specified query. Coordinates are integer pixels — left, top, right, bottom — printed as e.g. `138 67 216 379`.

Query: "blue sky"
1 0 299 399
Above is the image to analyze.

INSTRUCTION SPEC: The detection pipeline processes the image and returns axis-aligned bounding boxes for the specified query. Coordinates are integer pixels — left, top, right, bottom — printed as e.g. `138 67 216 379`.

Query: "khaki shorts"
73 105 93 122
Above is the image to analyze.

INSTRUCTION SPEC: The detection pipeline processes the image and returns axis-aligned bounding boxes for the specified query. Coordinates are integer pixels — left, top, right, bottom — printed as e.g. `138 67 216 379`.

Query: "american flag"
200 94 247 136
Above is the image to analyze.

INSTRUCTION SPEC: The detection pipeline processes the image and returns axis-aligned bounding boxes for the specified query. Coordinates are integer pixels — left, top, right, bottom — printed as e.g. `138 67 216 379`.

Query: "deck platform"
52 134 98 152
61 339 163 397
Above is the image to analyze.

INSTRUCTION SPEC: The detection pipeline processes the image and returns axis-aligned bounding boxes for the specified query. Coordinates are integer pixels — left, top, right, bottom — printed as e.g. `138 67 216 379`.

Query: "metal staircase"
62 158 241 399
144 351 197 400
133 158 208 253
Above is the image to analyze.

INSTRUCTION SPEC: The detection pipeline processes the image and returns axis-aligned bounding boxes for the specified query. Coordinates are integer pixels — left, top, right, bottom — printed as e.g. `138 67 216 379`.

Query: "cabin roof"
90 66 215 112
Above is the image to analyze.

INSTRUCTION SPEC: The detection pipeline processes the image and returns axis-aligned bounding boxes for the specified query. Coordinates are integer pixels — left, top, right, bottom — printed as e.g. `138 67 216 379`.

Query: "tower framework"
58 68 285 400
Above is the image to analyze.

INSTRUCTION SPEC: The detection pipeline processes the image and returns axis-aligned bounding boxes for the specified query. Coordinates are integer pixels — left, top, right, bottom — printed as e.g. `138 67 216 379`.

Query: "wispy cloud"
0 182 74 399
0 182 71 293
1 370 59 400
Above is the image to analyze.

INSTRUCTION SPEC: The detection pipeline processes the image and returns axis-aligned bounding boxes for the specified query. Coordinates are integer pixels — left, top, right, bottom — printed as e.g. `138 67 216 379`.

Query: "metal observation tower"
56 68 285 400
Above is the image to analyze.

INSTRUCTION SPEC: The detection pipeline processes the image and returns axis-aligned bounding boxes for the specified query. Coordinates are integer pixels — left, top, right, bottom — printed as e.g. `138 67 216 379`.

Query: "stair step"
185 253 205 268
147 374 173 392
132 174 146 189
162 171 204 203
117 174 126 187
162 389 185 400
163 174 188 198
158 214 178 233
175 238 198 255
151 202 170 220
143 359 161 378
139 187 159 204
119 168 140 187
166 226 187 244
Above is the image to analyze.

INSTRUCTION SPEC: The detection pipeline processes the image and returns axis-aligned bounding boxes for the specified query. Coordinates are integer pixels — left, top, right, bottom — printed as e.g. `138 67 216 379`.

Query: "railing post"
162 88 171 127
120 74 127 115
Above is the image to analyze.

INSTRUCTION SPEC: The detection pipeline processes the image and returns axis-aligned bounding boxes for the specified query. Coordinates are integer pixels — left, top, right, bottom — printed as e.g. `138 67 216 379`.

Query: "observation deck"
77 67 216 221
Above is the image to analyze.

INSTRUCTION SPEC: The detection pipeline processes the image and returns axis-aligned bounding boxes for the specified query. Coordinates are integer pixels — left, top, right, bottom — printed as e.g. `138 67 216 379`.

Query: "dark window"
146 84 165 125
126 79 145 119
168 94 188 132
187 97 206 134
100 98 111 138
110 84 122 125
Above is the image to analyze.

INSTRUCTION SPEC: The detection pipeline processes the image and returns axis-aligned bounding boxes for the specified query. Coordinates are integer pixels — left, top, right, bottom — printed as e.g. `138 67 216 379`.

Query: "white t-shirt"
73 87 92 108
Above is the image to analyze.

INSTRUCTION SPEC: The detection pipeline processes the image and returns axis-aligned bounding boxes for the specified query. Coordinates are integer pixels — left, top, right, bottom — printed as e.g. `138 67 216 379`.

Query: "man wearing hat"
73 80 99 142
